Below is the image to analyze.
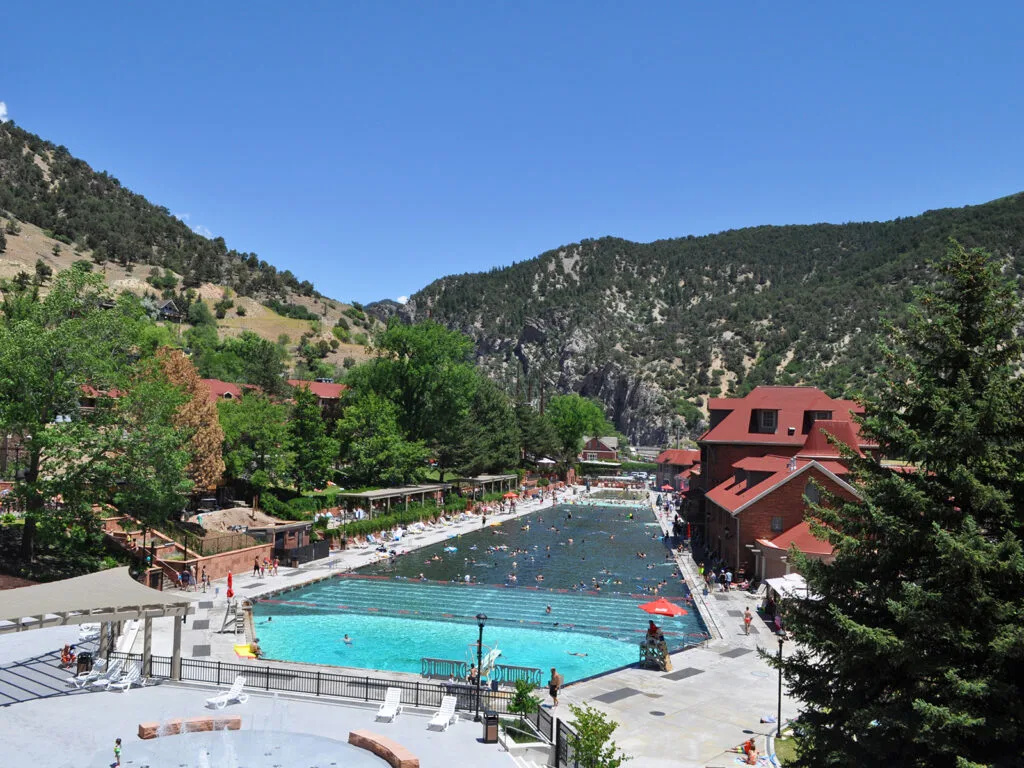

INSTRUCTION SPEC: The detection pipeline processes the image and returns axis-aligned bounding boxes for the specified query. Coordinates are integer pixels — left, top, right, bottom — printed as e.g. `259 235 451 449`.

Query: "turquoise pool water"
254 504 708 682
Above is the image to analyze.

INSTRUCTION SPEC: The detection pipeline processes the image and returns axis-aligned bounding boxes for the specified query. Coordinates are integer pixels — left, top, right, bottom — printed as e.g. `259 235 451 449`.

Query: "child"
113 737 122 767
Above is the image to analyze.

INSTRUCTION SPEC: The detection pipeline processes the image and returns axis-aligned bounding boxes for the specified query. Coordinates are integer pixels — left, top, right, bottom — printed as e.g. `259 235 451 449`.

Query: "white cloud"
0 102 9 123
174 212 191 222
396 295 409 305
192 225 213 238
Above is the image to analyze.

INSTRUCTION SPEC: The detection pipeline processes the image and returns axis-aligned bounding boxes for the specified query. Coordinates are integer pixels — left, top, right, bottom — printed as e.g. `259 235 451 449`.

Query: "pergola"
336 483 450 517
449 474 519 497
0 567 191 680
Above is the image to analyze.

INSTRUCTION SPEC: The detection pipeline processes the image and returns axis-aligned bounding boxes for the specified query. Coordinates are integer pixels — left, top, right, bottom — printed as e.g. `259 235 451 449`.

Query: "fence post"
266 666 270 691
316 670 321 697
364 676 369 701
415 681 419 708
217 661 222 686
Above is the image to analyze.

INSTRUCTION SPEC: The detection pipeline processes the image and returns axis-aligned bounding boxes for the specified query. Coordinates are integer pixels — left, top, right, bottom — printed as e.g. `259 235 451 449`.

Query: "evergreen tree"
0 229 6 253
457 375 520 476
289 384 338 491
779 241 1024 767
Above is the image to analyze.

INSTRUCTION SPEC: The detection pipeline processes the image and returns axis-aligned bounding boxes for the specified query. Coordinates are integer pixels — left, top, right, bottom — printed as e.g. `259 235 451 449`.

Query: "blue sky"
3 3 1023 303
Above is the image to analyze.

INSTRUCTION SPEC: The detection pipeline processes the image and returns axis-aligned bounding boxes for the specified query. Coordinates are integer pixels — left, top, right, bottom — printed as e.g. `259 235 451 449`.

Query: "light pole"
475 613 487 722
776 635 784 738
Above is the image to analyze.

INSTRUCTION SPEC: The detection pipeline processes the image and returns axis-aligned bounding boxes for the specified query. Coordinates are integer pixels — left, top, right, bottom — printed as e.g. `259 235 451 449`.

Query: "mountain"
372 194 1024 444
0 120 380 369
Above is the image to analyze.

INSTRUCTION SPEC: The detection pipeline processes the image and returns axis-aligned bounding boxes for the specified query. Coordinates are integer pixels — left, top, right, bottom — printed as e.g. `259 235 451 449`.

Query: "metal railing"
420 657 543 686
555 718 580 768
108 652 520 714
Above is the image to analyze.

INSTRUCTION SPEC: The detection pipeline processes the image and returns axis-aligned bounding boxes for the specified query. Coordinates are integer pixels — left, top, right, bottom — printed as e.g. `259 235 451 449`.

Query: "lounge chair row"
377 688 458 731
66 660 147 692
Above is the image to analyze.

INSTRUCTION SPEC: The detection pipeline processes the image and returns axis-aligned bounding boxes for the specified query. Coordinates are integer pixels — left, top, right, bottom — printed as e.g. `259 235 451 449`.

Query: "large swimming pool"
253 503 708 682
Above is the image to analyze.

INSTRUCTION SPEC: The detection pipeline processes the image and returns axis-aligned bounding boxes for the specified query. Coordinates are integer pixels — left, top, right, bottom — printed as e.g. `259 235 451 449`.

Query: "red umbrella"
226 571 234 599
503 492 518 499
639 597 687 616
660 484 674 492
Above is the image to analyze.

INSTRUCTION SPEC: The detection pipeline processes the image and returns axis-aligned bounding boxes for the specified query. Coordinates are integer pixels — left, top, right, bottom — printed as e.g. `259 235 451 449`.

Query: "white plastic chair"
428 695 459 731
86 659 125 689
68 658 117 689
376 687 404 722
100 662 140 692
205 675 248 709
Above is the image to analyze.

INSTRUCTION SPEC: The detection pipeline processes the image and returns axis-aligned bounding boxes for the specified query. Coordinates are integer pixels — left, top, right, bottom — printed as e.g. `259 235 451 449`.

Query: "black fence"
525 703 555 743
555 717 580 768
109 652 520 714
275 540 330 565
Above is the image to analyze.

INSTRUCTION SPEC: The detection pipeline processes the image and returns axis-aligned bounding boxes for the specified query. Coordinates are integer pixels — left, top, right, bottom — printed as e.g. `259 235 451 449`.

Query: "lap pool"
253 503 709 682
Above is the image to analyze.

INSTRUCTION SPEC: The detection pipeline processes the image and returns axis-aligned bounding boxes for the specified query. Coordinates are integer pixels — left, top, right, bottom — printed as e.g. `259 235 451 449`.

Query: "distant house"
287 379 347 415
78 385 122 414
580 436 619 462
655 448 701 491
156 299 183 322
200 379 245 404
755 520 835 581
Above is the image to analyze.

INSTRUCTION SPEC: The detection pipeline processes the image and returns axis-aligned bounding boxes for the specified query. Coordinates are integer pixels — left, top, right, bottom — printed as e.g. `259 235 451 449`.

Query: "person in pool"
342 634 353 644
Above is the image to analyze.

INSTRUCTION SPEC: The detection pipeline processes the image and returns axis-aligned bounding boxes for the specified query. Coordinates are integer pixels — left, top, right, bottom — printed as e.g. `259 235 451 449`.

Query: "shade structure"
503 492 518 499
226 571 234 599
661 484 674 491
638 597 688 616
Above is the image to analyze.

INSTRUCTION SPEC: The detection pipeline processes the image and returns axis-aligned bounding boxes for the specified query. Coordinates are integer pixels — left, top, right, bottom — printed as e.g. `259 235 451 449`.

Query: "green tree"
34 258 53 285
567 703 630 768
218 394 293 497
507 679 541 734
335 393 428 487
0 230 6 253
226 331 288 395
516 400 560 461
0 271 178 559
352 320 477 480
187 299 215 327
779 241 1024 767
457 376 520 476
289 384 338 491
545 394 614 463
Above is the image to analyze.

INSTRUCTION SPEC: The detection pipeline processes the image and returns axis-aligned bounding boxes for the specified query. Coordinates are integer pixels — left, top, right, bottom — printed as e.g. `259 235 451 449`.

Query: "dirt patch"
196 507 289 532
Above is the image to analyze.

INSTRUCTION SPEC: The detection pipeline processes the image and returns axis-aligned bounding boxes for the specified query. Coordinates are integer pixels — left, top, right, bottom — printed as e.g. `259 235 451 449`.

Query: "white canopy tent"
0 567 191 678
765 572 816 600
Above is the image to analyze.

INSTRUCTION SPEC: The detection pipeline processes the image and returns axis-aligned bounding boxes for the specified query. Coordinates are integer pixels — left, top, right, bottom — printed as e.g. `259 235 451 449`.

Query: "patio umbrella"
503 492 518 499
661 484 674 492
638 597 688 616
226 571 234 599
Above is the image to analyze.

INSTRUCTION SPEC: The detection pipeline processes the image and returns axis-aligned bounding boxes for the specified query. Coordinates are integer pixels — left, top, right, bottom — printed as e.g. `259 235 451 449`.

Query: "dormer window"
758 409 778 433
808 411 832 423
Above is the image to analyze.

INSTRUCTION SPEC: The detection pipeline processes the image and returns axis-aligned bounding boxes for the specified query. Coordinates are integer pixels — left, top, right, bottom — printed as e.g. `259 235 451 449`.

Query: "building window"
759 410 777 433
808 410 832 423
804 482 820 504
770 516 784 533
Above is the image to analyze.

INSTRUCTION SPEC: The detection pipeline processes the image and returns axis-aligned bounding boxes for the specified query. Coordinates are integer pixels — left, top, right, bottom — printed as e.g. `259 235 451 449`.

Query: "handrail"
420 657 542 686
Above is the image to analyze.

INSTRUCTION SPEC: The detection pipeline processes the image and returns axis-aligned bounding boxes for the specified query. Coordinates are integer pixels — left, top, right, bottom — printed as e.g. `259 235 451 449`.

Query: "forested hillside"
0 121 316 299
381 193 1024 443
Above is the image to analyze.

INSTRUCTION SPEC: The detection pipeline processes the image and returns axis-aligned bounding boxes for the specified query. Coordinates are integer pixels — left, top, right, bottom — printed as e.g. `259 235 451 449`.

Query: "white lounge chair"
428 695 459 731
376 687 404 722
205 675 248 709
68 658 117 689
95 662 138 691
86 659 125 689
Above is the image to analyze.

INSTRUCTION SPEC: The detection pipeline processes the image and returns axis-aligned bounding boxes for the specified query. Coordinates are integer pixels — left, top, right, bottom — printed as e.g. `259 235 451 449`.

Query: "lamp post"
474 613 487 722
776 635 784 738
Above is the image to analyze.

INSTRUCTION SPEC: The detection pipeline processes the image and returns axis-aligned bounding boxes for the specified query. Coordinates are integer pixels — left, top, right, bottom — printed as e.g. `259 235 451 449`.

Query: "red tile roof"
705 455 854 515
656 449 701 466
287 380 347 400
757 520 834 556
797 420 863 459
200 379 244 403
700 386 866 446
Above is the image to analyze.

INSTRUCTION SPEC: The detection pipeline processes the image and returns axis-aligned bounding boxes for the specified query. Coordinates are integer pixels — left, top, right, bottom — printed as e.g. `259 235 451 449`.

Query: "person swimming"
342 634 353 644
567 651 587 657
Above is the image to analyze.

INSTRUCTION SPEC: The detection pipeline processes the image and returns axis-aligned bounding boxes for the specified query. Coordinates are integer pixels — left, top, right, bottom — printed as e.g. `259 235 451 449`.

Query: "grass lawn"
773 735 798 764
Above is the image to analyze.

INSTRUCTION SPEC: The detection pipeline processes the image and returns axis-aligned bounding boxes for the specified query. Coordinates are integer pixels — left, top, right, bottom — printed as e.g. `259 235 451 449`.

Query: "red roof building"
580 436 619 462
755 521 835 580
696 386 867 573
287 380 347 416
655 448 700 491
200 379 245 404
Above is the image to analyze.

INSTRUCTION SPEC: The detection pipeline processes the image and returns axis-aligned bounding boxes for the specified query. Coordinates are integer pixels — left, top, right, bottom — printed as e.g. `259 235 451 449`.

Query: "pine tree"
779 241 1024 767
158 348 225 491
289 384 338 492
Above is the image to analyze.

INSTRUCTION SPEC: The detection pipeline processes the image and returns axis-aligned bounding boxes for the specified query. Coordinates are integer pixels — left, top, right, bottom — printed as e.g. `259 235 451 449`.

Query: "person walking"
548 667 563 708
201 566 208 593
743 607 753 635
725 570 733 592
252 556 260 577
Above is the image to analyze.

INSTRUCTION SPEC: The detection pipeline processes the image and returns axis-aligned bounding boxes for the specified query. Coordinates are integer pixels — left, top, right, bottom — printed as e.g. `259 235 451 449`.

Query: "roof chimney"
787 426 796 436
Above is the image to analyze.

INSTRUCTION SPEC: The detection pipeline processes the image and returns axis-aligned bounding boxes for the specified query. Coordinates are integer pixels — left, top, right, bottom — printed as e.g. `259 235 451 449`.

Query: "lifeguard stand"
639 638 673 672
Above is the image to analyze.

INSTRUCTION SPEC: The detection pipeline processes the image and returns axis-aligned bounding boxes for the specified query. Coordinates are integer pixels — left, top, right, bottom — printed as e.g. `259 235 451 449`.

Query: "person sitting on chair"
59 644 76 668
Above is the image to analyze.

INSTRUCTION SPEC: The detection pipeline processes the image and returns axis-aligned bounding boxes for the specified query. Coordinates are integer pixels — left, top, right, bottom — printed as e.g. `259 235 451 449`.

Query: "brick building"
654 448 701 491
696 386 870 573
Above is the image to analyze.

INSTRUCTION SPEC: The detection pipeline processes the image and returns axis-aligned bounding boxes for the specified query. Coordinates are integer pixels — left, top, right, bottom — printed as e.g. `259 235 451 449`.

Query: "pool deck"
0 489 797 767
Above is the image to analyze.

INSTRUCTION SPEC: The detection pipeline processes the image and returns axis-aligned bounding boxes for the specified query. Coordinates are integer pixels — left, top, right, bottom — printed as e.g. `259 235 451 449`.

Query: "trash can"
76 652 93 675
483 710 499 744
